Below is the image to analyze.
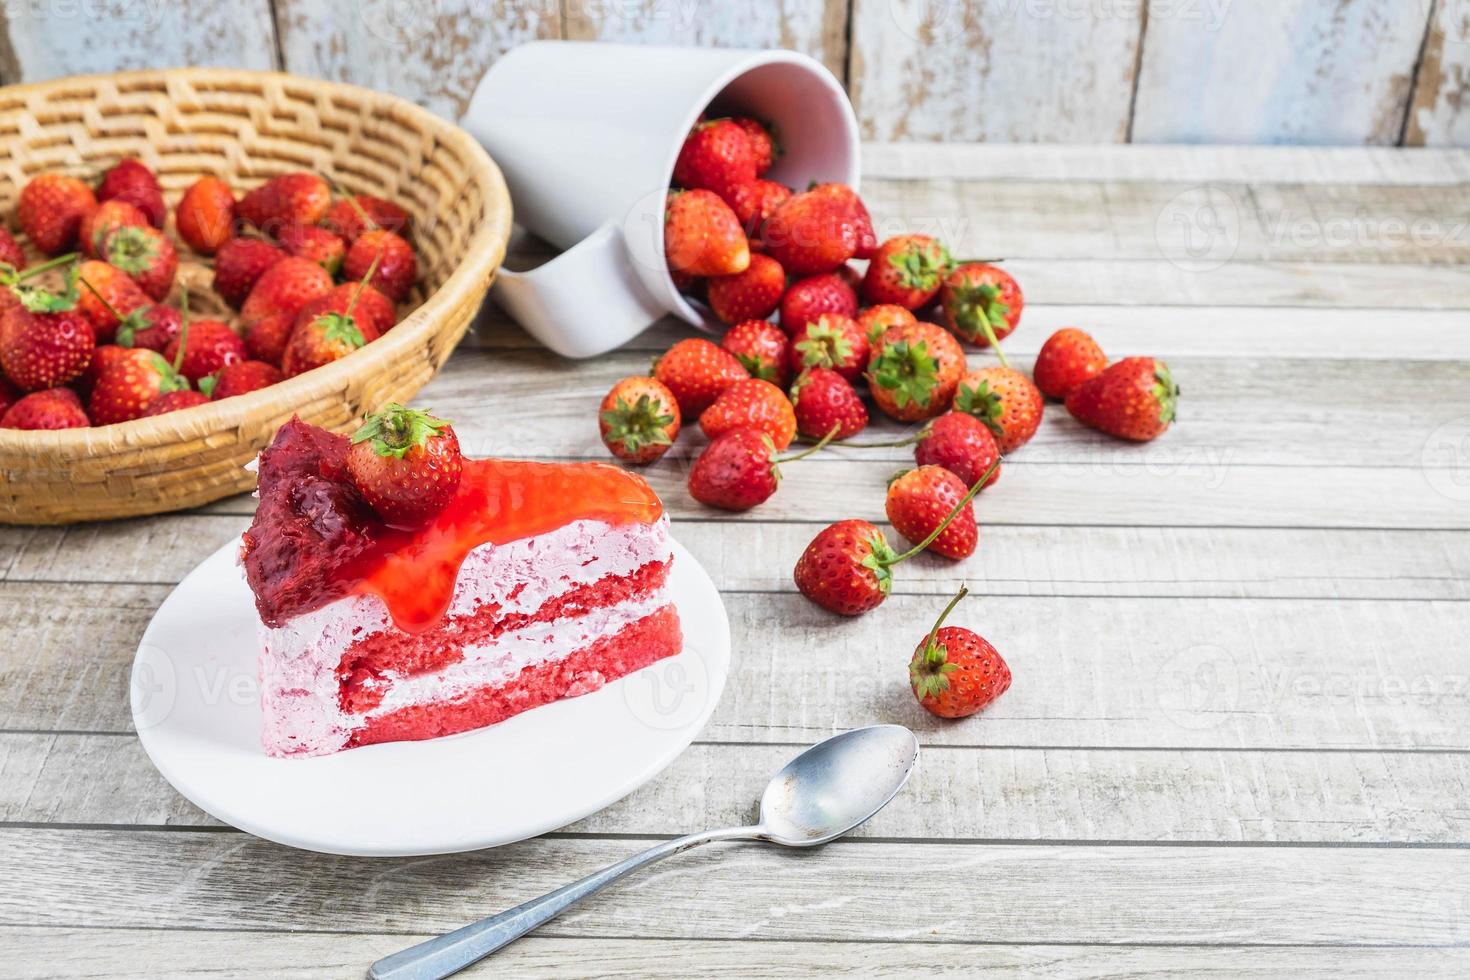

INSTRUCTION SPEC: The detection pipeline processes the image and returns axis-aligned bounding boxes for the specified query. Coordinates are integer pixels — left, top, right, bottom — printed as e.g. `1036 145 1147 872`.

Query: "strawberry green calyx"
11 255 81 313
319 313 366 349
910 585 970 699
889 239 953 291
794 318 855 370
601 394 676 454
737 352 778 382
954 379 1005 441
948 280 1011 368
870 340 939 410
198 372 219 398
150 352 189 396
353 403 452 459
860 458 1002 598
1153 360 1180 425
104 226 159 274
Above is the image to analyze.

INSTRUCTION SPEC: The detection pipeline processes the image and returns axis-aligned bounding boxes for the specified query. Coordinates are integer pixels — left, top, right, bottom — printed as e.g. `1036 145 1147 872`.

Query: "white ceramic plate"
131 536 730 856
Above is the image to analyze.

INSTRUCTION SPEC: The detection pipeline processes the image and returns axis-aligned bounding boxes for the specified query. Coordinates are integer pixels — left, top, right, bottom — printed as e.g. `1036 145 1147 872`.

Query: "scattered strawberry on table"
909 586 1011 718
0 158 419 428
599 376 681 465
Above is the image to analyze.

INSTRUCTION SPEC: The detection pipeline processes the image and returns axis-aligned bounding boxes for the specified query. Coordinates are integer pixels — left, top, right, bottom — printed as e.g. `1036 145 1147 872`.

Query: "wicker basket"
0 68 512 525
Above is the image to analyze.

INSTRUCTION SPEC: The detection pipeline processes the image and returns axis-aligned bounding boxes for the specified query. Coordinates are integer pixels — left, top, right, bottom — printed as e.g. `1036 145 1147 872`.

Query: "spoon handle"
368 826 756 980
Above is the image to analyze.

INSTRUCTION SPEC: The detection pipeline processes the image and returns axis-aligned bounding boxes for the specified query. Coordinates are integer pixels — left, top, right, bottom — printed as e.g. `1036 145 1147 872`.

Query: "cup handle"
492 221 669 359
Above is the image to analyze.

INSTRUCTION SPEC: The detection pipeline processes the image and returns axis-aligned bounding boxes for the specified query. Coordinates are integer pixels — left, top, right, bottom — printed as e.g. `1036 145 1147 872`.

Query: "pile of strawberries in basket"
599 116 1181 718
0 159 416 429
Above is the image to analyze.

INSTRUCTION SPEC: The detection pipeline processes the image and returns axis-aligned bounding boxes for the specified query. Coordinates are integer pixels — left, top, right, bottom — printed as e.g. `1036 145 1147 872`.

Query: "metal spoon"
368 724 920 980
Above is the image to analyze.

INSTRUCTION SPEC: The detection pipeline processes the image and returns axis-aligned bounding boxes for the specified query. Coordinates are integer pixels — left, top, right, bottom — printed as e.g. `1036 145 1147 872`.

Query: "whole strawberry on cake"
241 405 682 757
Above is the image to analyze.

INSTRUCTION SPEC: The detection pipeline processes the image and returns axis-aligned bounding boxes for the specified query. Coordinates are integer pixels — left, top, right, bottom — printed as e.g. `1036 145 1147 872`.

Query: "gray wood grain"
1404 0 1470 147
5 829 1469 945
8 735 1470 846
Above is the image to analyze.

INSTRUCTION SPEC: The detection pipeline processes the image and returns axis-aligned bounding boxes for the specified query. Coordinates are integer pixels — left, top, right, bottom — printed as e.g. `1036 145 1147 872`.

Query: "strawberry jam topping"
242 418 664 631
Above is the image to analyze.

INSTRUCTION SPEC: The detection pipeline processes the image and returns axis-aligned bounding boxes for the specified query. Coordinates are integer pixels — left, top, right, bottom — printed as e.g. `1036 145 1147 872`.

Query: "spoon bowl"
758 724 920 846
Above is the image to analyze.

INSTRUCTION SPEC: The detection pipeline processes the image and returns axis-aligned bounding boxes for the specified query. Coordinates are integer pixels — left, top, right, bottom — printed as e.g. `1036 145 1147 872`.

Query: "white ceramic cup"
460 41 860 358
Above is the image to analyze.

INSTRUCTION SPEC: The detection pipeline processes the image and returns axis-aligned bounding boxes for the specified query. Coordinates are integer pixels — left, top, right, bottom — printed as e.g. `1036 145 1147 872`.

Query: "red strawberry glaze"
242 419 664 633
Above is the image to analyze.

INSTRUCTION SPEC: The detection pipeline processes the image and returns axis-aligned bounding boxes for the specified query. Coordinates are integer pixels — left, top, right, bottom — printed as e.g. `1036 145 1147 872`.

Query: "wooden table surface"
4 143 1470 978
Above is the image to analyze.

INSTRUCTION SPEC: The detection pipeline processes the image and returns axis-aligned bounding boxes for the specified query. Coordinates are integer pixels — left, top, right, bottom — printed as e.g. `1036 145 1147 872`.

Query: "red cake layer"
348 605 682 748
336 558 673 714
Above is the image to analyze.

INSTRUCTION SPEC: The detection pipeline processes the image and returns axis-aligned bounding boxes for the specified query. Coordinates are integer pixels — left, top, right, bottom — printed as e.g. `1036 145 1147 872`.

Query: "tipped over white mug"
460 41 860 358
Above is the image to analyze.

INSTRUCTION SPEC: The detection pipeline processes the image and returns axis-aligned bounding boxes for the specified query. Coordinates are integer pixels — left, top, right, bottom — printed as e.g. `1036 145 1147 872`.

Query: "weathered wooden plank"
466 303 1470 361
847 0 1142 142
1131 0 1430 145
1405 0 1470 147
7 518 1466 602
0 0 278 81
861 143 1470 184
860 178 1470 264
274 0 560 120
8 585 1470 751
13 930 1470 979
9 735 1470 846
562 1 848 83
415 347 1470 470
5 829 1469 945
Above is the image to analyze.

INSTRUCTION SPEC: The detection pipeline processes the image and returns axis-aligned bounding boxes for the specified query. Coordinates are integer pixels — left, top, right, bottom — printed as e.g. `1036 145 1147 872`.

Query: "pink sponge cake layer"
243 419 683 758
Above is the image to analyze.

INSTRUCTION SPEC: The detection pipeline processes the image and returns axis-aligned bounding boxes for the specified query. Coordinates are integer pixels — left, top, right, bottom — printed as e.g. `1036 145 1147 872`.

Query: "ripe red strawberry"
790 367 867 440
1 386 89 429
780 271 857 334
142 389 211 417
102 225 177 301
809 183 877 259
653 337 748 416
295 281 397 338
599 376 681 465
243 312 293 366
728 179 792 243
761 187 859 275
914 411 1002 489
237 172 331 236
241 256 333 323
165 320 246 382
862 234 952 309
18 174 97 255
202 359 283 400
1065 357 1178 442
788 313 868 382
279 224 346 275
673 119 758 198
857 304 917 345
866 321 966 422
97 159 165 228
665 190 750 278
0 278 95 391
342 229 415 303
688 426 827 511
282 281 382 377
76 260 150 342
909 586 1011 718
213 237 286 309
940 263 1023 363
76 344 127 401
80 199 148 259
115 303 182 353
1034 327 1107 401
699 377 797 450
347 403 463 527
175 176 237 254
794 462 995 616
0 229 25 271
731 117 777 175
721 319 789 386
886 465 979 560
954 366 1043 453
323 195 412 243
0 376 17 415
707 252 784 324
88 347 188 424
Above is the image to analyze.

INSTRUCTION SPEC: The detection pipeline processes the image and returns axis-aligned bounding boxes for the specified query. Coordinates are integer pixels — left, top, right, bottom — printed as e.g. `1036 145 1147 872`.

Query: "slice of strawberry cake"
240 409 682 757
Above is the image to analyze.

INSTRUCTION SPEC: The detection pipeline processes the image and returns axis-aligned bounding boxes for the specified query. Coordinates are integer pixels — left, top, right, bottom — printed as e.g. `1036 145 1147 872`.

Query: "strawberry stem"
775 423 838 464
78 275 124 320
14 252 79 282
348 249 384 315
923 585 969 655
890 457 1000 565
171 281 191 376
972 313 1011 369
